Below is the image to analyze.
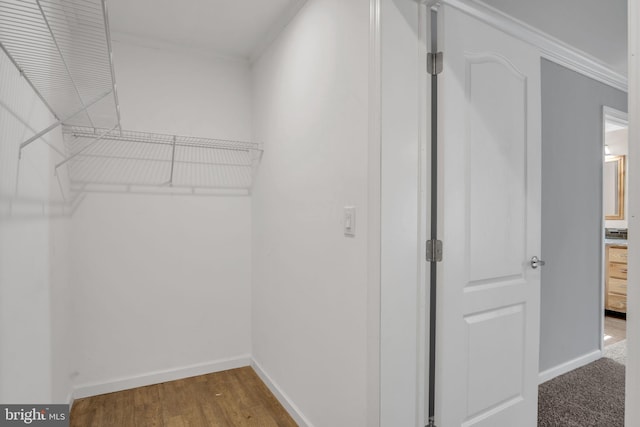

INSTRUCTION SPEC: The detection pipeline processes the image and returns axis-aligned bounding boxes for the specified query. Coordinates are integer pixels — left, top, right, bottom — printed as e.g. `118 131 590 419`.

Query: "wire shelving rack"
1 0 263 195
0 0 121 142
61 126 263 193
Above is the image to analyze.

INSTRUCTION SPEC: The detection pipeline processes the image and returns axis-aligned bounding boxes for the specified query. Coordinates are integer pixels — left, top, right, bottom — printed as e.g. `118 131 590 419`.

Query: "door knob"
530 256 546 269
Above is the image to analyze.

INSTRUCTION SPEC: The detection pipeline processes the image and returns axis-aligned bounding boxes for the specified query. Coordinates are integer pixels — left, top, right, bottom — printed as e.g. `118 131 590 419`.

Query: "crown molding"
438 0 628 92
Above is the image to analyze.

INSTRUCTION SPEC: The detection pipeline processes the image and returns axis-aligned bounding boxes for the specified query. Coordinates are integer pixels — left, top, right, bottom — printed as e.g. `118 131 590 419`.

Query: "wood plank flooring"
604 314 626 347
70 367 298 427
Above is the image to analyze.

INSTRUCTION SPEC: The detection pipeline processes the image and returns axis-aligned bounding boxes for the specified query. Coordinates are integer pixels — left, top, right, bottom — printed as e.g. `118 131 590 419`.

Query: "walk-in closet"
0 1 371 425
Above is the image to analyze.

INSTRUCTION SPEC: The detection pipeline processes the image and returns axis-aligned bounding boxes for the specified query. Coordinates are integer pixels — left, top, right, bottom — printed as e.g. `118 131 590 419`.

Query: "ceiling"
107 0 627 76
482 0 628 76
106 0 306 59
606 121 627 133
605 128 628 156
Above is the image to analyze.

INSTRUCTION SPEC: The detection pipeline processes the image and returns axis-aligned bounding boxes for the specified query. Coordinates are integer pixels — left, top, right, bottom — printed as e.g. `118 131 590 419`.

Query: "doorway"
602 108 629 363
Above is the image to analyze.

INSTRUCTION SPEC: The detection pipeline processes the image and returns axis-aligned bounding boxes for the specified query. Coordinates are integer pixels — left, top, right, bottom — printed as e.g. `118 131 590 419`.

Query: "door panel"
467 55 527 285
465 304 525 417
435 5 541 427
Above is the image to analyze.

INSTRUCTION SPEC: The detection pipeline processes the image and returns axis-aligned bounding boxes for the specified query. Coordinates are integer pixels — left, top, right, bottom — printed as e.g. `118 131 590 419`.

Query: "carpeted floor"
538 357 625 426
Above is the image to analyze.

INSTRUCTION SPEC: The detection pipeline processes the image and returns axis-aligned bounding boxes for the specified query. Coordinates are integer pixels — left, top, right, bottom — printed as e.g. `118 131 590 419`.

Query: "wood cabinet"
605 245 628 314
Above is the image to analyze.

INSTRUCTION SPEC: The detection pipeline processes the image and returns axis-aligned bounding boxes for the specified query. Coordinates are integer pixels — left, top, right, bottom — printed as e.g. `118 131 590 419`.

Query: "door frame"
625 2 639 423
378 0 431 425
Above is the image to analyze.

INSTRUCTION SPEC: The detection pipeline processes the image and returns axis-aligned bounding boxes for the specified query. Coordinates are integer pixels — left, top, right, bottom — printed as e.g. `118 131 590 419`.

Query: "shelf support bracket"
54 125 118 170
19 90 113 156
169 135 177 186
0 42 60 122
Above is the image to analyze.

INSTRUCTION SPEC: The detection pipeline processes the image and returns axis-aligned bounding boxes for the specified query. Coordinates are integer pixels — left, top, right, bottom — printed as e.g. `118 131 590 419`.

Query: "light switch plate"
344 206 356 237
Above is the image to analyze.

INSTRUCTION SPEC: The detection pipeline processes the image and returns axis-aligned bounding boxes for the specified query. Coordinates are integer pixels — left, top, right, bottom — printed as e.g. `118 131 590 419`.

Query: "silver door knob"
530 256 546 269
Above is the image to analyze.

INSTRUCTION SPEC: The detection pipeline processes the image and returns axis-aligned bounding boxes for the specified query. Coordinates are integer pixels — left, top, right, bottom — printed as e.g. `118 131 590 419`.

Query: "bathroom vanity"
605 242 628 314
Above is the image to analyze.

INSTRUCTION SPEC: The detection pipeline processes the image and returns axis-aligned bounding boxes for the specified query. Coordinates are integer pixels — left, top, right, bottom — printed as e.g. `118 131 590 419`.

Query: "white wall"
70 40 253 394
50 211 72 403
0 49 72 403
112 35 253 140
70 193 251 391
251 0 370 425
540 60 627 373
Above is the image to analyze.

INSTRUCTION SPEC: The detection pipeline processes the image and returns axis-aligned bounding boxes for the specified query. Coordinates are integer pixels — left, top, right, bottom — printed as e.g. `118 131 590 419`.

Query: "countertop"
605 239 628 246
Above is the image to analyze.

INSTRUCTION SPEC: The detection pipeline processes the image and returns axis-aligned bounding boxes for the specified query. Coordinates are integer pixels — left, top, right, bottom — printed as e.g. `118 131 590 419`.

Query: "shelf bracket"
169 135 177 186
54 125 117 170
19 90 113 156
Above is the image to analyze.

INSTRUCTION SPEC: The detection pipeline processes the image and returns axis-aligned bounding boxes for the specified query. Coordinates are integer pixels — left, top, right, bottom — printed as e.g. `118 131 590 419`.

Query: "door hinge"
426 239 443 262
427 52 443 75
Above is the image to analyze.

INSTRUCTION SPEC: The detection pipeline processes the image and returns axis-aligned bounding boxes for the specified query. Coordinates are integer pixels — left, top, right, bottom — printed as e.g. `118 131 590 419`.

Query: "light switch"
344 206 356 237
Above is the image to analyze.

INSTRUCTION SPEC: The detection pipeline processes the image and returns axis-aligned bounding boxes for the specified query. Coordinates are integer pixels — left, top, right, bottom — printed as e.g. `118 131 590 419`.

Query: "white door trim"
626 2 639 425
378 1 430 425
425 0 627 92
367 1 382 426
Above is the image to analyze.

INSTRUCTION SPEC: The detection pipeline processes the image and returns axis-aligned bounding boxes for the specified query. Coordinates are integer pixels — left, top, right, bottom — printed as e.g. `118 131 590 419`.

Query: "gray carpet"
538 358 625 426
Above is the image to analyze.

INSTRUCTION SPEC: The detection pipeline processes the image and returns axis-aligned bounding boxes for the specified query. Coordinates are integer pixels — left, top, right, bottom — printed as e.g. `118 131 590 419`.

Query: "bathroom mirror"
604 155 625 220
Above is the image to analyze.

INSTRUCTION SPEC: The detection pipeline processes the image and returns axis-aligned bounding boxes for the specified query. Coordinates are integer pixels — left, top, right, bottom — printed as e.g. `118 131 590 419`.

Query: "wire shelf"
0 0 120 129
61 126 263 192
2 2 262 195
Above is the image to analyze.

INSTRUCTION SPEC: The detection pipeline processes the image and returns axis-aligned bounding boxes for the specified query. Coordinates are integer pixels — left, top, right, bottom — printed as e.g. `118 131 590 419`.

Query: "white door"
435 5 541 427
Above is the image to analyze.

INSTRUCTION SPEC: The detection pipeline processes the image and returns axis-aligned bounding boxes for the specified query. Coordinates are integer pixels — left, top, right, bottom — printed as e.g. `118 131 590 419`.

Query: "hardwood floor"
604 314 626 347
70 367 298 427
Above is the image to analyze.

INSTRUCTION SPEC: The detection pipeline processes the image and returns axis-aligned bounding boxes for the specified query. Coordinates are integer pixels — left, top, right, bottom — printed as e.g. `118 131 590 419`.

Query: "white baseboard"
67 391 74 410
251 359 313 427
538 349 602 384
72 355 251 400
